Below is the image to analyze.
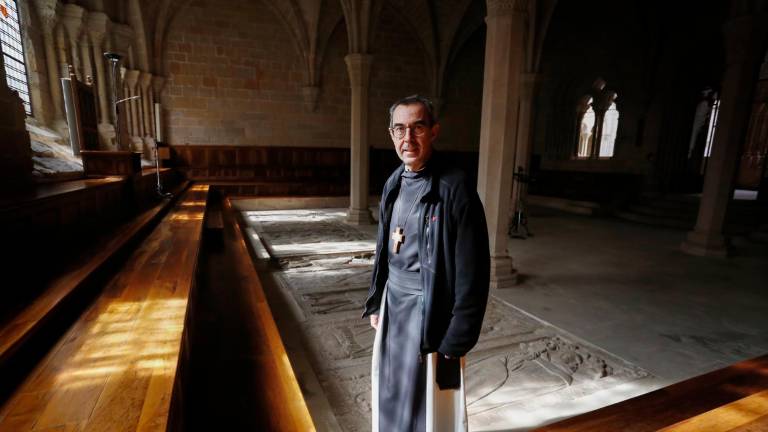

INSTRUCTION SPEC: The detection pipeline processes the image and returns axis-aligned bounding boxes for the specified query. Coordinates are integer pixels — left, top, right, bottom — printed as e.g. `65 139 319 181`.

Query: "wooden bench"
536 354 768 431
0 181 189 396
0 184 209 432
179 195 314 430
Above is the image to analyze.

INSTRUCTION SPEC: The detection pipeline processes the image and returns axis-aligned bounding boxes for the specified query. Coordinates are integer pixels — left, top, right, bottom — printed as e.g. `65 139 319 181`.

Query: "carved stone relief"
243 209 651 431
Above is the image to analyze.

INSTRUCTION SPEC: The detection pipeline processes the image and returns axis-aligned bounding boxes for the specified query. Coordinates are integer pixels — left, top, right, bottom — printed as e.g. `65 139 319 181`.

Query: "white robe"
371 286 468 432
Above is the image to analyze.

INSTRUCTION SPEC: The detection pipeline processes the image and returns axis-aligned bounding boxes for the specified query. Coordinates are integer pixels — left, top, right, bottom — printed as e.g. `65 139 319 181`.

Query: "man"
363 95 490 432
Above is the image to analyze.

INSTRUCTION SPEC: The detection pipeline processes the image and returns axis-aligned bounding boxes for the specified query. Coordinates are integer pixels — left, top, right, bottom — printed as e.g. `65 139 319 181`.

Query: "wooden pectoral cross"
391 226 405 254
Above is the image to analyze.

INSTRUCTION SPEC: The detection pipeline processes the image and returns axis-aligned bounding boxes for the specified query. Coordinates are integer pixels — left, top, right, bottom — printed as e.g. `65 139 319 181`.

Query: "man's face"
390 103 439 171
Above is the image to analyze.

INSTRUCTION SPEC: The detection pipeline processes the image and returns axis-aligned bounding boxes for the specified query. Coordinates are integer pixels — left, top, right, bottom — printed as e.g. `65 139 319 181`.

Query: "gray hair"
388 94 437 127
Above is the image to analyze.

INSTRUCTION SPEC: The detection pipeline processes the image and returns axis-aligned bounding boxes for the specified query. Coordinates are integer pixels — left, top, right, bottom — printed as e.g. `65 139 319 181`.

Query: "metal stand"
509 166 533 239
104 51 171 199
154 141 172 198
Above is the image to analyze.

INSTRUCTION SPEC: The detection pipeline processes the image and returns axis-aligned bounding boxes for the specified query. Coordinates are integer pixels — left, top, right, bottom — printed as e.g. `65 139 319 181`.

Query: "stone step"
614 209 694 230
527 195 603 216
636 196 701 211
628 204 697 220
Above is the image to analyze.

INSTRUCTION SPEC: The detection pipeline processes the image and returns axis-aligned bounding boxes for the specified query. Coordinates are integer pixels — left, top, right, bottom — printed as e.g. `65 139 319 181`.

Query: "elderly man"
363 95 490 432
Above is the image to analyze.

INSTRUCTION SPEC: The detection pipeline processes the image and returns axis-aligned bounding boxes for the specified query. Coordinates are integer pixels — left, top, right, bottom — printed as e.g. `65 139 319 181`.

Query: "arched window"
0 0 31 114
578 99 595 157
575 79 618 159
599 102 619 157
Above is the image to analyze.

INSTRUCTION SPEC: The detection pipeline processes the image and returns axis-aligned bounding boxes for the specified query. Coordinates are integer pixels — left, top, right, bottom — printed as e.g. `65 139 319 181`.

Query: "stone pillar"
152 76 166 141
0 51 32 188
54 24 69 84
139 72 152 137
33 1 65 128
87 13 112 147
79 34 92 82
139 71 154 158
682 14 768 257
60 4 85 81
123 69 141 151
110 24 134 62
345 53 375 224
511 73 541 215
477 0 526 289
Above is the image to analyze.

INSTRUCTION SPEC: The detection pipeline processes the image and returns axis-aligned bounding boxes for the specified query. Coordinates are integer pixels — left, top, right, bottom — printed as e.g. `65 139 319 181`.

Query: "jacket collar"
382 152 440 205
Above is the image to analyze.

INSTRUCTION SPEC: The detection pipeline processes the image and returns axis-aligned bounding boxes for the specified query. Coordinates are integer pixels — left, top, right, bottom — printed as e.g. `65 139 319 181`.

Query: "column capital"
344 53 373 87
138 71 152 91
152 75 167 96
61 3 86 41
86 12 109 45
486 0 526 18
111 23 135 57
32 0 60 32
123 69 140 90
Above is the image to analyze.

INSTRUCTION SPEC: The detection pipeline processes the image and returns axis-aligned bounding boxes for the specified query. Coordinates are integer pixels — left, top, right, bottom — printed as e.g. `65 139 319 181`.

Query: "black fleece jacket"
363 155 490 358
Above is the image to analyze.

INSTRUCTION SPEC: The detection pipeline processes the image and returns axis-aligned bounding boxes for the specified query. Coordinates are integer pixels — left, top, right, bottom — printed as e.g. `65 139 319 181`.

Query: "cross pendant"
391 226 405 254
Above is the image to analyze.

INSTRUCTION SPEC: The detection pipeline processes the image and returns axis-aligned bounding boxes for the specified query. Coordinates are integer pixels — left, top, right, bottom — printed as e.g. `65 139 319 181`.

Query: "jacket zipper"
418 199 428 354
363 182 397 310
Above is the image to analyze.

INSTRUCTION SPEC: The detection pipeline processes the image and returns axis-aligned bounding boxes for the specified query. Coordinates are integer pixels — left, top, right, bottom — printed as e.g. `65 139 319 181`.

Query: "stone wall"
163 0 434 151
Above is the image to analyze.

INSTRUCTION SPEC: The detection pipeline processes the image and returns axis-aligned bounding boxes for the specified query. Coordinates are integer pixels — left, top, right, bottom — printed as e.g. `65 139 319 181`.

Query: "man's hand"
370 314 380 330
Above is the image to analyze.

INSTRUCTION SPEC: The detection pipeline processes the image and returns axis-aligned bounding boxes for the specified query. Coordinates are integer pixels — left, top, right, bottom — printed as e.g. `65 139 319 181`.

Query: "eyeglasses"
389 124 428 139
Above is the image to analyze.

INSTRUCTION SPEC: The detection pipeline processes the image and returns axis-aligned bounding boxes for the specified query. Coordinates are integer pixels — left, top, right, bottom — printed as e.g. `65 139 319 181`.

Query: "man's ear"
431 123 440 141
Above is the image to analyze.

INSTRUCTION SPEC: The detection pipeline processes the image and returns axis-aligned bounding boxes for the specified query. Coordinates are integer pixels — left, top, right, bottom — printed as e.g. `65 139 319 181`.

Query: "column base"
489 255 518 289
130 136 145 154
681 229 729 258
346 207 374 225
97 123 116 150
142 136 157 160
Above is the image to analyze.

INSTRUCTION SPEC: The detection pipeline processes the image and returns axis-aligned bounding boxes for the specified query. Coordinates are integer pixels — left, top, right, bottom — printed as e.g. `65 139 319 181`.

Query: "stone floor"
502 206 768 384
235 199 768 431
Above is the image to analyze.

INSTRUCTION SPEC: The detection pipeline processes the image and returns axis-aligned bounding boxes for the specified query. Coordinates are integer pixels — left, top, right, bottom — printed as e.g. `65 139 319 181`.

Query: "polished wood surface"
192 197 314 430
0 185 209 432
171 145 349 196
0 189 178 369
660 389 768 432
537 354 768 432
0 177 124 210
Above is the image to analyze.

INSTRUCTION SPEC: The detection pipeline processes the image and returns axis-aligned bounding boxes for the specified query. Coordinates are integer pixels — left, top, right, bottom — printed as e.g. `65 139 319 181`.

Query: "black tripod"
509 166 533 239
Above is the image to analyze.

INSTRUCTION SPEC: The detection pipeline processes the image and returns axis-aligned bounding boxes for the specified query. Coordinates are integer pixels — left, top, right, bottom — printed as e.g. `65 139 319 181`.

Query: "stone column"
682 14 768 257
139 72 152 137
345 53 375 224
79 34 93 82
33 1 65 128
477 0 526 288
123 69 141 151
87 12 112 147
60 4 85 81
139 71 154 158
511 73 541 216
152 76 166 141
54 24 69 83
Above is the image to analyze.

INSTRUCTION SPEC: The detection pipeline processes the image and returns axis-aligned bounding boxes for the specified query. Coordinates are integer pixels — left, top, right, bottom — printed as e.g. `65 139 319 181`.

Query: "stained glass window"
1 0 32 114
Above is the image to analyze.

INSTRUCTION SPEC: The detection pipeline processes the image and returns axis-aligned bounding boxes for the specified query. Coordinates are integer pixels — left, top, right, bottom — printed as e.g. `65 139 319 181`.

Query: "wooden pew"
536 354 768 432
0 184 209 432
181 196 314 430
0 181 189 398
